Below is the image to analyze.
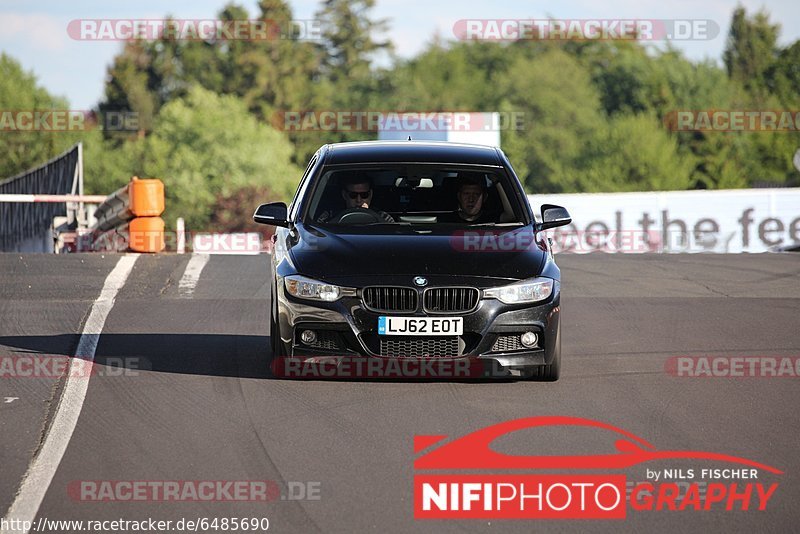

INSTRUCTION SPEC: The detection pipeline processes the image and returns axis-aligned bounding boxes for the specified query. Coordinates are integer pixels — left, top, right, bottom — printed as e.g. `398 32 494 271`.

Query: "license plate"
378 316 462 336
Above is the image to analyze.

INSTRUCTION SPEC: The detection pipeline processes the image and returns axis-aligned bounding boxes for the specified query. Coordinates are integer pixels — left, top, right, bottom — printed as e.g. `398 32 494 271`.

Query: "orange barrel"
128 217 165 253
129 177 165 217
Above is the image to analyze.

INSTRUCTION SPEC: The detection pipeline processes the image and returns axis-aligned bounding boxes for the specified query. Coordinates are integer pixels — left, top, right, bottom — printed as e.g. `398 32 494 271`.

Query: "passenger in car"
438 174 497 224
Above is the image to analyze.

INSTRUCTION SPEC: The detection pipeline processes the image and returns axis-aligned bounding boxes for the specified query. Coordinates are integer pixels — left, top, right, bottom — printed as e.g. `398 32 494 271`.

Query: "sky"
1 0 798 110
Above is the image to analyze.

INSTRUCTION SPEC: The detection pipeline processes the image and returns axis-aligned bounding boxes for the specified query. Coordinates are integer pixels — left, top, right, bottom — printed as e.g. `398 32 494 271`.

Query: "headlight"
284 275 355 302
484 277 554 304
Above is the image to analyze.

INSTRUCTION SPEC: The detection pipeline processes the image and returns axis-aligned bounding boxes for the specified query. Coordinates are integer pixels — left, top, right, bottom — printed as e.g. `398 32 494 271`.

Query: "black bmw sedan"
254 141 571 380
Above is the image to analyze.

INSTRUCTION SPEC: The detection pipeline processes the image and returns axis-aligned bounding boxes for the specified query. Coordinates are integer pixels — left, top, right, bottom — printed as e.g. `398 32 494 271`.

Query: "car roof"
321 140 503 166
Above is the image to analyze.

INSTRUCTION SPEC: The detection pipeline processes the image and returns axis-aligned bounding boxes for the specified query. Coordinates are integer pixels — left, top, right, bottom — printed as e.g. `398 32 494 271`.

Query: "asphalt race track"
1 253 798 532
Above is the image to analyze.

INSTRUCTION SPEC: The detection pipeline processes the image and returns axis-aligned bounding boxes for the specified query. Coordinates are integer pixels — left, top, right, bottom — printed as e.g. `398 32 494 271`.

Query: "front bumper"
273 278 561 377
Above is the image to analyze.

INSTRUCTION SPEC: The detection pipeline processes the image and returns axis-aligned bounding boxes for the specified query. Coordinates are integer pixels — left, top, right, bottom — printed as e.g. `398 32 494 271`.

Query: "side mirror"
253 202 289 227
537 204 572 231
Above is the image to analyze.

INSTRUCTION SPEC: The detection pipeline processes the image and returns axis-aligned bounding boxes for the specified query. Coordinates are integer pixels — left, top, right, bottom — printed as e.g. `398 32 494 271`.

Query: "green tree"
385 40 516 111
315 0 391 87
581 113 695 192
585 42 670 116
0 53 81 179
98 41 159 141
499 49 606 193
93 3 800 198
132 86 300 229
98 2 324 133
649 49 751 189
723 7 780 99
282 0 394 162
230 0 324 118
82 128 141 195
767 41 800 107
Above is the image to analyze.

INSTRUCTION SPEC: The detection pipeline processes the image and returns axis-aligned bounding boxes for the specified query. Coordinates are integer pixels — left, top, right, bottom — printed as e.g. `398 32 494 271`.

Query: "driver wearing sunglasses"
343 182 373 209
317 175 395 223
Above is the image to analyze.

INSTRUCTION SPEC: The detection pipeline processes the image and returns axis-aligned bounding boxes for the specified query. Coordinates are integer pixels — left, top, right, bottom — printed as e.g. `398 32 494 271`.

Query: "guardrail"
90 176 165 253
0 143 83 252
0 194 107 203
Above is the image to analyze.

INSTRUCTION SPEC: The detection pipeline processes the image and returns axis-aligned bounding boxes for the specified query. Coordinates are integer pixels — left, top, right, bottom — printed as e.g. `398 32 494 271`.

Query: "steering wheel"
333 207 383 224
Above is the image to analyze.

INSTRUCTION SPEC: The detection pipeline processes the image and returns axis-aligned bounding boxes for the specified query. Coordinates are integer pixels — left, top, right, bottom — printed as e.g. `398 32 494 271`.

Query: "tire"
270 313 285 358
270 282 286 359
270 283 299 379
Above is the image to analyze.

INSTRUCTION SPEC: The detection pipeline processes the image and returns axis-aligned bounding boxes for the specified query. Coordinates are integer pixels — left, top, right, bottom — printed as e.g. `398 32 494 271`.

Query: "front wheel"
270 282 286 360
269 283 294 379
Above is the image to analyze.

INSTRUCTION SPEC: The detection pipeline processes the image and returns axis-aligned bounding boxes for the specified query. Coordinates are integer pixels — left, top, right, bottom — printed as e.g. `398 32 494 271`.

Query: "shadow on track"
0 334 522 383
0 333 271 379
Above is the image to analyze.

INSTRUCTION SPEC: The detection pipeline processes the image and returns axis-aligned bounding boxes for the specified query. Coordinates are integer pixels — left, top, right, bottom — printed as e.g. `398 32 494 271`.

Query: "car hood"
285 223 547 286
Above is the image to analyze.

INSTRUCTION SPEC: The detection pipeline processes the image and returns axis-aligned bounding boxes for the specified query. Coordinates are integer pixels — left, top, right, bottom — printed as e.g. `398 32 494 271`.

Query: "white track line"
178 253 210 297
1 254 138 534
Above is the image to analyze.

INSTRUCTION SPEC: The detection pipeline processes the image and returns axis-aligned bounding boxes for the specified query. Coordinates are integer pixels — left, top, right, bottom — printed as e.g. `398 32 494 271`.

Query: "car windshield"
303 164 527 226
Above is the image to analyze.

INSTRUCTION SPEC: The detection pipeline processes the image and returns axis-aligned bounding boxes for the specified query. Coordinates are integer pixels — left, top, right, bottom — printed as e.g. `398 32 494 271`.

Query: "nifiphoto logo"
414 417 782 519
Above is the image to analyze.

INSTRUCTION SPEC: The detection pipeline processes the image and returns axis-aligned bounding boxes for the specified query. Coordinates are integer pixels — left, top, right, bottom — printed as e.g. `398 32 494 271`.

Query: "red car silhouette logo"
414 416 782 473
